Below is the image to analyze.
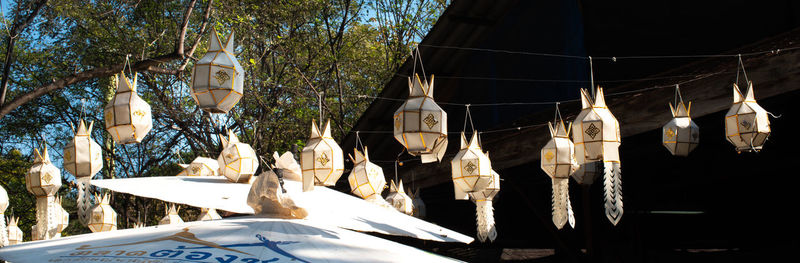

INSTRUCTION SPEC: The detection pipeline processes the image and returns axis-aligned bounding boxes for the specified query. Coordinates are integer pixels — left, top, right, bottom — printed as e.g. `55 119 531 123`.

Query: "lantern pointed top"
33 144 52 164
467 132 481 150
322 120 333 138
548 120 570 138
208 28 224 52
73 119 93 136
389 180 397 193
178 163 189 169
309 120 322 139
8 216 19 226
397 180 406 194
351 147 369 164
593 87 607 108
165 204 180 215
408 74 434 98
744 81 756 102
224 31 235 53
117 72 137 93
580 88 592 109
670 101 691 118
218 130 240 148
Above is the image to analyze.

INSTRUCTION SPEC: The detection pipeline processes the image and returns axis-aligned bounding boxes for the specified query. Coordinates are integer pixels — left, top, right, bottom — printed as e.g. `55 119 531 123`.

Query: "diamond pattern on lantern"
544 151 555 161
665 128 676 138
585 123 600 139
740 120 752 129
133 110 146 118
317 152 330 166
214 70 231 85
464 161 477 174
43 173 53 183
423 113 438 129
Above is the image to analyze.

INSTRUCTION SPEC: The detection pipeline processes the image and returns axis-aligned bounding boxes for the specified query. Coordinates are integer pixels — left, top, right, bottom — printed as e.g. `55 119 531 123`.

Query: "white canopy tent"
0 217 463 262
90 176 473 243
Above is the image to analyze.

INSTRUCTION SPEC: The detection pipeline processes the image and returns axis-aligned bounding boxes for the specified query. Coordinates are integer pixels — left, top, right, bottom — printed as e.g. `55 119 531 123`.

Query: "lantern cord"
355 131 364 152
674 84 684 106
124 54 134 78
553 102 564 124
736 54 749 86
416 47 427 83
463 104 475 134
79 98 86 120
173 149 184 164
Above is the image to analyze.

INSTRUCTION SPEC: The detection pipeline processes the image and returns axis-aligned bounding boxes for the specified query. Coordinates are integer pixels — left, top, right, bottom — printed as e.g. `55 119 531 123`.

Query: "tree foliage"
0 0 446 240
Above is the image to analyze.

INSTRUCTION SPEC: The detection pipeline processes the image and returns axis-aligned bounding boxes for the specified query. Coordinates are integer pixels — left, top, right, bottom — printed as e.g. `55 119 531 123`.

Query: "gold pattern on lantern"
43 172 53 183
214 70 231 85
665 128 676 138
133 110 146 118
191 166 200 173
585 123 600 139
394 116 402 129
317 152 330 166
464 161 477 174
423 113 438 129
740 120 752 129
93 213 101 222
544 151 555 161
226 153 234 159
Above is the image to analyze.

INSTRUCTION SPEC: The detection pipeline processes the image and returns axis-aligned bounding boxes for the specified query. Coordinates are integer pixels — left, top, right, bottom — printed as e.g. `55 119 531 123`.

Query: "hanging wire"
589 56 596 98
354 131 364 152
673 84 683 106
553 102 563 124
462 104 475 134
736 54 750 86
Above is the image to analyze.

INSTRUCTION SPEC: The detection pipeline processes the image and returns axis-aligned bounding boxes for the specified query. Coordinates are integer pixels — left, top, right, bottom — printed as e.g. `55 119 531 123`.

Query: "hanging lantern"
469 169 500 242
385 180 413 215
197 208 222 221
725 82 770 152
572 88 623 226
64 119 102 226
7 217 23 245
26 144 63 240
541 120 579 229
54 196 69 234
451 132 493 200
159 205 184 225
191 28 243 113
410 189 426 218
63 119 103 178
217 130 259 183
87 194 117 233
300 120 345 191
347 147 387 203
393 74 448 163
103 72 152 144
176 157 219 177
0 185 7 247
663 89 699 156
132 221 145 229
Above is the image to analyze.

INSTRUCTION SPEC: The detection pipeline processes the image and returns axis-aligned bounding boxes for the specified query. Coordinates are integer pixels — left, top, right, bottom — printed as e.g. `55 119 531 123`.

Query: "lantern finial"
117 72 136 93
225 31 235 53
208 28 223 51
744 81 755 101
580 88 592 109
732 83 744 103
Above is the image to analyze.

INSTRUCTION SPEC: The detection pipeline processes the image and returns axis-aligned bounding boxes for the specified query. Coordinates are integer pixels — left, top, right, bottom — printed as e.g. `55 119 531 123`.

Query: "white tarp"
90 176 473 243
0 217 463 263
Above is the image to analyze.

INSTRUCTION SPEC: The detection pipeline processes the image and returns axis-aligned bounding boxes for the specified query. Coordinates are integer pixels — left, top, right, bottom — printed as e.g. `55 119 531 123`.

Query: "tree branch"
0 0 49 108
0 0 212 120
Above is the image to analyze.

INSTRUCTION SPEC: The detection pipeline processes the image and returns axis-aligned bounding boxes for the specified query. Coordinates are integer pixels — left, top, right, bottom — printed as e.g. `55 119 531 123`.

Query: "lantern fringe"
603 162 623 226
551 178 570 229
567 193 576 229
76 177 92 225
35 196 59 240
0 216 7 247
475 200 497 242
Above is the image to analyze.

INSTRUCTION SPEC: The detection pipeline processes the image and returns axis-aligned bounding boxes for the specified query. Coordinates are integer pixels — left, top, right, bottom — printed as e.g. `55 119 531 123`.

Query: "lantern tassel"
475 200 497 242
603 161 623 225
0 215 7 247
567 194 576 229
551 178 570 229
76 177 93 225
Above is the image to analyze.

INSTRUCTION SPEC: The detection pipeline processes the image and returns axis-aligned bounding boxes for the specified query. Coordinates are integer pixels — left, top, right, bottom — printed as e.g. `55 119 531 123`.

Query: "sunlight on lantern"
393 74 448 163
104 72 152 144
301 120 345 191
191 28 244 113
725 82 771 152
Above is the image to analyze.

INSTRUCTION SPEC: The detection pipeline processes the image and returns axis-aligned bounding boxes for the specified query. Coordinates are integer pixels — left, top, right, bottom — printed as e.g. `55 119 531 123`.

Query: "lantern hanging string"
354 131 364 152
412 45 428 83
736 54 749 86
553 102 563 124
674 84 683 106
463 104 476 134
589 56 596 98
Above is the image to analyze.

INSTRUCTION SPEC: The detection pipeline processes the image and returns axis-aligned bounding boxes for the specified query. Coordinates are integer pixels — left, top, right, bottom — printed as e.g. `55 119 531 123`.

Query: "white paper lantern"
469 169 500 242
159 205 184 225
87 194 117 232
176 156 219 177
725 82 770 152
104 72 152 144
217 130 259 183
7 217 23 245
410 189 426 218
393 74 448 163
26 145 62 197
300 120 345 191
63 119 103 179
572 88 623 226
348 147 387 202
451 133 492 200
663 100 699 156
385 180 413 215
540 121 578 229
197 208 222 221
191 28 243 113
